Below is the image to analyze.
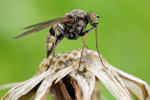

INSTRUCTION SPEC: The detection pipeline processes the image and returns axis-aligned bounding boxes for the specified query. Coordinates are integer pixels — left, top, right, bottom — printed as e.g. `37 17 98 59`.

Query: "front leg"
79 27 95 36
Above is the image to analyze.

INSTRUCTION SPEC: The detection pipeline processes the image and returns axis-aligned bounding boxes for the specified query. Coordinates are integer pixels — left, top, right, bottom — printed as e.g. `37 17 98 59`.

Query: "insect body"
13 9 107 71
45 10 89 57
13 10 99 57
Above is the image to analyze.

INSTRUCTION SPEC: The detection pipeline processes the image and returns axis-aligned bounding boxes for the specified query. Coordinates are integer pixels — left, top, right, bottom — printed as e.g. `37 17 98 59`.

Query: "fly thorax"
64 9 87 18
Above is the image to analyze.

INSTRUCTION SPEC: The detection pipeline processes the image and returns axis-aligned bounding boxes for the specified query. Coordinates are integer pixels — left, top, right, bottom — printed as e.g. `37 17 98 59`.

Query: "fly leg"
79 27 95 36
75 27 95 74
79 27 95 49
81 37 89 49
77 27 108 74
94 27 108 69
76 34 87 75
57 26 74 40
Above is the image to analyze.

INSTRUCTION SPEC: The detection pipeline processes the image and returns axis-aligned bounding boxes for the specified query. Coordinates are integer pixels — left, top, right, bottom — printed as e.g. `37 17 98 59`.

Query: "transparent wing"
13 17 71 39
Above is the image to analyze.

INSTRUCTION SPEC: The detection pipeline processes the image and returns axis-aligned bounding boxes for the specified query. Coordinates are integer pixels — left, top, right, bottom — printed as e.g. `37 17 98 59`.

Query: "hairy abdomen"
46 25 64 58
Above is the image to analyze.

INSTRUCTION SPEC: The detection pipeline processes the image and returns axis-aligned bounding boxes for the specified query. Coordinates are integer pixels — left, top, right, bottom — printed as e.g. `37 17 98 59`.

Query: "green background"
0 0 150 99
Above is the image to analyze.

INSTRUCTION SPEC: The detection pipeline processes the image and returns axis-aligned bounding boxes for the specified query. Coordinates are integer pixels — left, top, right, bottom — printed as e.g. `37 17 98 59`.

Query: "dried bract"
1 49 150 100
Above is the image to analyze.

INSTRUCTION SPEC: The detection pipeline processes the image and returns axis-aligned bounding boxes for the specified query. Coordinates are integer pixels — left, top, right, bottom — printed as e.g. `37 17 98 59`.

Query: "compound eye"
87 12 97 25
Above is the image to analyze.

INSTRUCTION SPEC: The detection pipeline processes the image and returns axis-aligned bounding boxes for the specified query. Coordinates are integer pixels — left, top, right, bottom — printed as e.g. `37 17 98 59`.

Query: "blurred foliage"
0 0 150 99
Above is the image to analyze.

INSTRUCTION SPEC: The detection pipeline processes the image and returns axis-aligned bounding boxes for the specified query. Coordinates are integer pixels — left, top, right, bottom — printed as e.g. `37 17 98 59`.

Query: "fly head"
87 12 100 27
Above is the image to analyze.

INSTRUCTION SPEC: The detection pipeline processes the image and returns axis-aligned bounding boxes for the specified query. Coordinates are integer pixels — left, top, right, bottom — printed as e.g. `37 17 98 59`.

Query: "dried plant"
0 49 150 100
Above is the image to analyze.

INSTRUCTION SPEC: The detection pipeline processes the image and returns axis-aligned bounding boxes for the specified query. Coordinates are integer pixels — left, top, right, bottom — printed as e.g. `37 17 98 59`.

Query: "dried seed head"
1 49 150 100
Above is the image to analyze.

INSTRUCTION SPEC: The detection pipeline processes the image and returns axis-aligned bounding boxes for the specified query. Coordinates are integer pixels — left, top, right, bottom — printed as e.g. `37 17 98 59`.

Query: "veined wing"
13 17 71 39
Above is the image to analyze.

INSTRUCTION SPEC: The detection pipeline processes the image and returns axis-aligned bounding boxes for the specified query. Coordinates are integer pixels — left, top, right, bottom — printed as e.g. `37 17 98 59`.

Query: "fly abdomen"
46 30 54 57
46 26 64 58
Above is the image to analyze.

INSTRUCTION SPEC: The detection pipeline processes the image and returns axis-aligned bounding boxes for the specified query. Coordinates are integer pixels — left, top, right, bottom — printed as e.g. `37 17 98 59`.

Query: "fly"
13 9 108 73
